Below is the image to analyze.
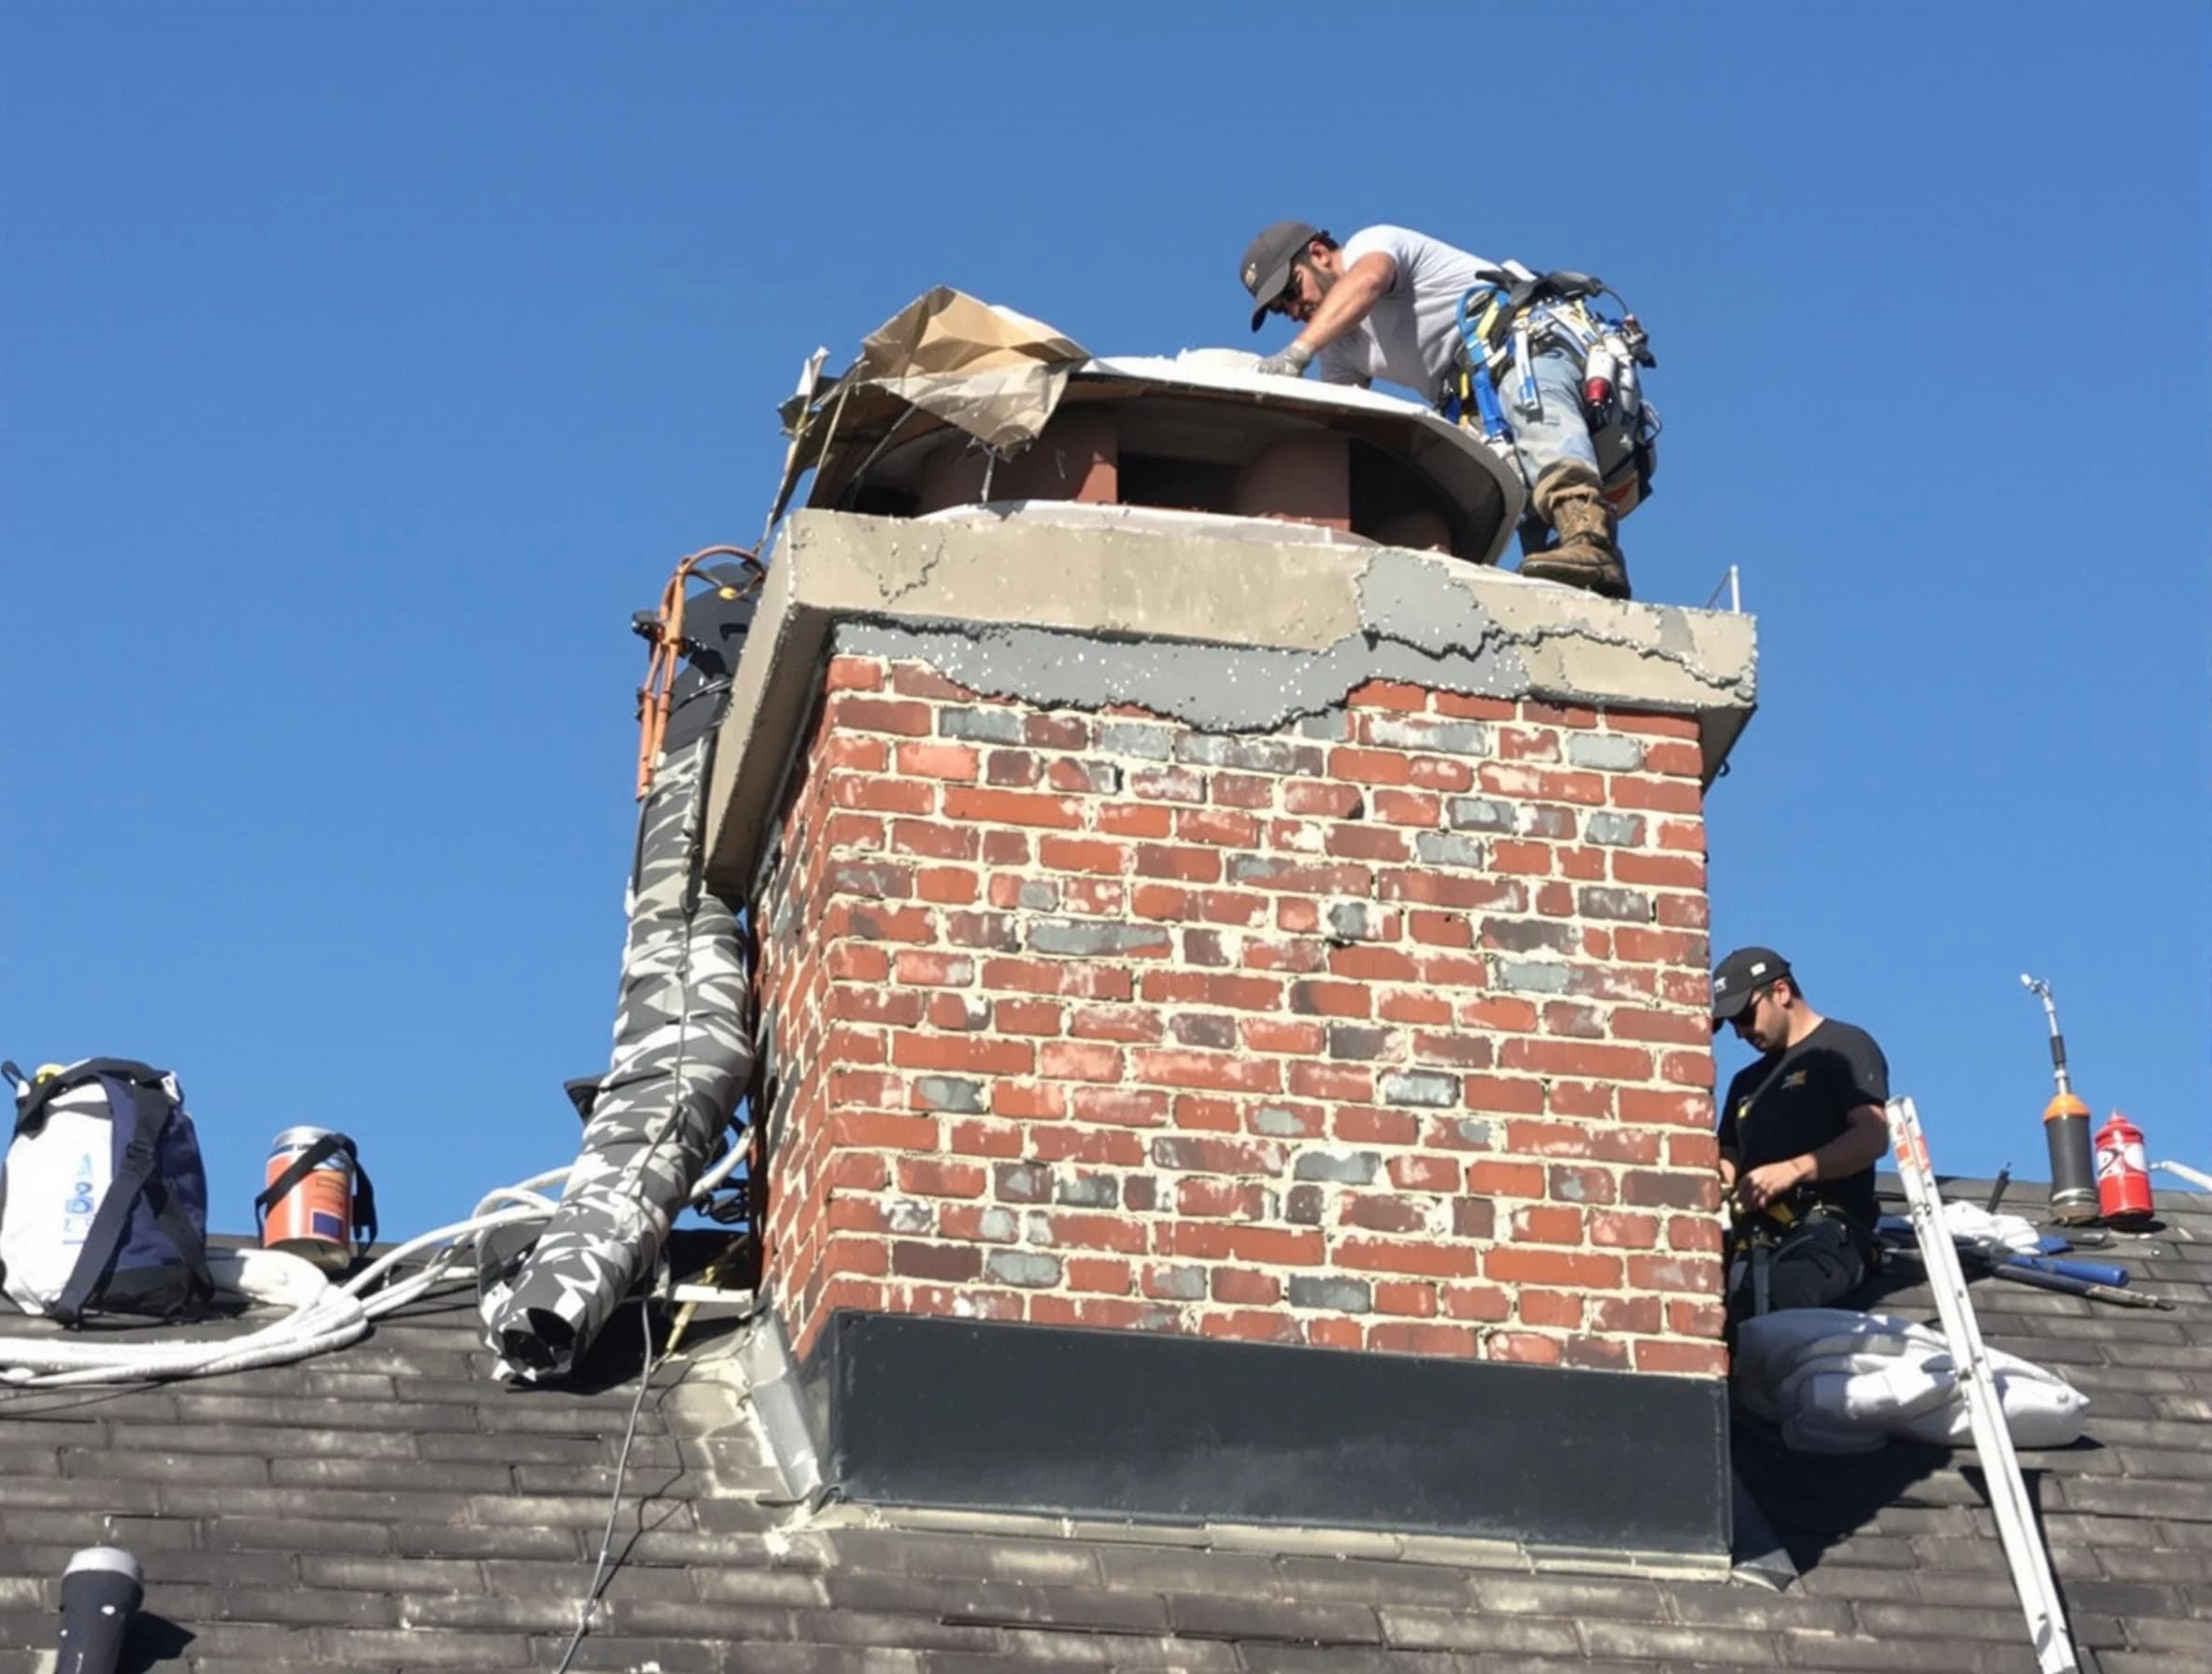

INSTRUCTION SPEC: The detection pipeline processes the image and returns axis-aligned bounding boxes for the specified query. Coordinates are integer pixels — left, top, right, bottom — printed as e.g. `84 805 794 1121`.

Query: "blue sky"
5 7 2206 1239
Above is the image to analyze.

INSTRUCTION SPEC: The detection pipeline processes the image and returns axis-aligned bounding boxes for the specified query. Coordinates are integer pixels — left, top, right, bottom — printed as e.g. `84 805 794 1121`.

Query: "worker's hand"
1737 1157 1812 1213
1253 340 1315 378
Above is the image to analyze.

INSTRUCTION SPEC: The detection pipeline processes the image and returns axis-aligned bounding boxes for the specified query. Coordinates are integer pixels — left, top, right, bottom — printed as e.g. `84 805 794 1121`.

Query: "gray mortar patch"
833 546 1536 732
829 542 1751 731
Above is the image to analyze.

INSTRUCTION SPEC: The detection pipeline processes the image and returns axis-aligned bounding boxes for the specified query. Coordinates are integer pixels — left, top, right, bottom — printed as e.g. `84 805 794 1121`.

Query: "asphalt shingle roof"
2 1184 2208 1673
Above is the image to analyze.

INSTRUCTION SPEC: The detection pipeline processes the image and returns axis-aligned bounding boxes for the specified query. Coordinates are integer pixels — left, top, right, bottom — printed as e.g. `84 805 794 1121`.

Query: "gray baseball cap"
1241 220 1323 331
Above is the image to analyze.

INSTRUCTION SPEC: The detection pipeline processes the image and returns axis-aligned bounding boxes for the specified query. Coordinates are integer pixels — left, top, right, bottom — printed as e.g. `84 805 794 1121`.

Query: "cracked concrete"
702 509 1756 890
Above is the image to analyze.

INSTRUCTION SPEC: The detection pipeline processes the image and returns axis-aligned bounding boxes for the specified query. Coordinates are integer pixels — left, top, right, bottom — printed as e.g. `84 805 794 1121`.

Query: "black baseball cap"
1710 946 1793 1028
1241 220 1324 331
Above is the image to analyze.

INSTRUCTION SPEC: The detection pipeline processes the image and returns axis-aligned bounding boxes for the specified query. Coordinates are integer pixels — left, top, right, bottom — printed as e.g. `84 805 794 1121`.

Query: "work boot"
1521 461 1631 601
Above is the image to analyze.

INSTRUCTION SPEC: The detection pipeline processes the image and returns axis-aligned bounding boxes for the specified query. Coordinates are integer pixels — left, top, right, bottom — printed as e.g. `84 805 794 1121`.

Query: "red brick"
1325 824 1411 862
830 943 890 982
1386 1154 1459 1193
1199 1310 1303 1345
894 741 980 782
1372 1280 1439 1317
1284 780 1364 817
829 774 936 815
1329 945 1419 983
1593 1294 1663 1334
1329 747 1412 785
892 1241 983 1282
1612 776 1701 814
1070 1005 1160 1043
1210 1268 1283 1306
1380 989 1452 1026
1097 802 1172 838
1609 1007 1711 1046
1487 841 1553 875
1177 808 1260 847
827 656 886 691
832 695 933 737
1518 1289 1584 1328
1612 851 1706 889
1548 1164 1617 1206
830 1111 937 1151
1668 1215 1725 1254
1408 911 1474 949
1038 1041 1123 1083
1066 1256 1134 1296
1340 1194 1429 1235
1607 709 1700 739
1132 844 1222 883
943 787 1085 830
914 866 978 905
1510 1205 1584 1245
1212 773 1276 810
1371 788 1441 827
1242 1021 1324 1063
822 735 889 773
1547 1082 1614 1119
1441 1282 1511 1322
1334 1105 1419 1146
1625 1255 1723 1295
1288 980 1370 1019
1347 678 1430 711
945 1118 1027 1158
886 663 974 701
893 1034 1034 1075
896 1157 986 1199
1485 1248 1624 1288
1668 1299 1726 1340
1458 1074 1547 1115
1635 1341 1728 1376
995 1081 1069 1120
1337 1237 1477 1278
1368 1322 1477 1358
993 998 1064 1036
1028 838 1125 878
1659 1052 1717 1092
1588 1210 1661 1249
1433 692 1516 720
1131 1049 1280 1094
1069 1087 1170 1128
1498 1038 1654 1082
1406 757 1473 792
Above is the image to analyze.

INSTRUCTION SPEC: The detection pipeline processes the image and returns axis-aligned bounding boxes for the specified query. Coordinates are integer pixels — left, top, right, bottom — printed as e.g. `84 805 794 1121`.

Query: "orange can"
262 1127 356 1270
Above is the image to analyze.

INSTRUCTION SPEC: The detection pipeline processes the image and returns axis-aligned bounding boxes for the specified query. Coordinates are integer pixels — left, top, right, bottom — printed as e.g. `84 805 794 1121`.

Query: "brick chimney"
708 377 1754 1558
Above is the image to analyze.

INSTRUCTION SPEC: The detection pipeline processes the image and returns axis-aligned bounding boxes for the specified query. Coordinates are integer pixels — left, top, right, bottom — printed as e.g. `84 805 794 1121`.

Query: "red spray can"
2094 1112 2153 1224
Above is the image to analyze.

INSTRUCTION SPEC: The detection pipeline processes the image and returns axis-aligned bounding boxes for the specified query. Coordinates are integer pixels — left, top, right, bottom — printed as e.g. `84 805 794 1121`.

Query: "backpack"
0 1058 214 1323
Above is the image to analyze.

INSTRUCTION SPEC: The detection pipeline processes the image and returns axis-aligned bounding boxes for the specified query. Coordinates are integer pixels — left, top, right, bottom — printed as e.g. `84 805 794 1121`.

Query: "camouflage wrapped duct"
480 573 759 1383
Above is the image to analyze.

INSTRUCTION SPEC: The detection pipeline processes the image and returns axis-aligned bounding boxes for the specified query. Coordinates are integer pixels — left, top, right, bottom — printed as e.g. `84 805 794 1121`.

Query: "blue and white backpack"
0 1058 214 1323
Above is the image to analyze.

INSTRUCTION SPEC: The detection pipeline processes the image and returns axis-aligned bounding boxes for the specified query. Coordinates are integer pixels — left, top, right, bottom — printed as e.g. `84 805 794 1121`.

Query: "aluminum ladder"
1887 1095 2079 1674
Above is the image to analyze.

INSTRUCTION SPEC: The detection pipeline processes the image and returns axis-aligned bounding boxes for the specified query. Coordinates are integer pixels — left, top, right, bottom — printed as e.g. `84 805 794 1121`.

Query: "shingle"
1379 1606 1581 1655
1165 1592 1382 1643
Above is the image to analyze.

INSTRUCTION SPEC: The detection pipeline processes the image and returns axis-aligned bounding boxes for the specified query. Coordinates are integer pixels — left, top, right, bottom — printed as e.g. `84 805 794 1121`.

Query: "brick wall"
752 652 1728 1379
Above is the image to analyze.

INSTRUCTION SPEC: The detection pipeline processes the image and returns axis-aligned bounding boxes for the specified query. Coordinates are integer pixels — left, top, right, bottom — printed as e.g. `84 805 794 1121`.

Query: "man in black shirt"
1710 947 1890 1317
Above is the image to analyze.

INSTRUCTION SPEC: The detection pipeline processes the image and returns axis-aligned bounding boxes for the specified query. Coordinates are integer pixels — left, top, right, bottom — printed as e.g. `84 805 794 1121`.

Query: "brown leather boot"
1521 461 1631 600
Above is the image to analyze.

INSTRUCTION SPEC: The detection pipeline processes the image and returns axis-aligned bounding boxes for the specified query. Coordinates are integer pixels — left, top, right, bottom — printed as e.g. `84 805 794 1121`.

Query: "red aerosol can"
2094 1112 2154 1224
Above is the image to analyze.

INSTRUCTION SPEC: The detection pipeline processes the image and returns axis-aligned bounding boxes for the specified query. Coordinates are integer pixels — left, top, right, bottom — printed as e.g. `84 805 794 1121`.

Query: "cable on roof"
550 1296 659 1674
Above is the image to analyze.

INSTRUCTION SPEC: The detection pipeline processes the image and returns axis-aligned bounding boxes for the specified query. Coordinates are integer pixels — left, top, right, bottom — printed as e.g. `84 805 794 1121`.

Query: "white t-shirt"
1317 225 1503 399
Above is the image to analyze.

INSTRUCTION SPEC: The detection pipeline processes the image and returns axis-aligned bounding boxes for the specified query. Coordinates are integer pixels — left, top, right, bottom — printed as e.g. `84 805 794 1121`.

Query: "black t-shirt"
1716 1018 1888 1230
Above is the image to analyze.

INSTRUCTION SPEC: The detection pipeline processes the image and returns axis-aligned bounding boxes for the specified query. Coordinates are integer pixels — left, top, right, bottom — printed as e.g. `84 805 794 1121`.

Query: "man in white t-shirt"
1238 220 1627 600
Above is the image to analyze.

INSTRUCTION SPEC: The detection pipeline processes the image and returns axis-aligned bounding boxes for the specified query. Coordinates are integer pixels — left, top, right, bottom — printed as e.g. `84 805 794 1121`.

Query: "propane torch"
2022 973 2099 1224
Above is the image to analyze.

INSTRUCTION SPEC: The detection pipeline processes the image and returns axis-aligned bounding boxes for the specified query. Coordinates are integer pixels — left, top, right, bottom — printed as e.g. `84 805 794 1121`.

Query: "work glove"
1253 340 1315 379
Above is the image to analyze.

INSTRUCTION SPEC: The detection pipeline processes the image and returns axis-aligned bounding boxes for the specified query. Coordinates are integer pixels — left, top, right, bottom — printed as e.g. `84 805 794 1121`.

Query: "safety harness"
1441 263 1662 522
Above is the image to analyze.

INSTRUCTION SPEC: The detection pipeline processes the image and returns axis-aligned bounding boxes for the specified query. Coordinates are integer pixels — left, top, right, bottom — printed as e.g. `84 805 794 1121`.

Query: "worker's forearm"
1294 264 1390 353
1800 1116 1888 1185
1716 1151 1737 1189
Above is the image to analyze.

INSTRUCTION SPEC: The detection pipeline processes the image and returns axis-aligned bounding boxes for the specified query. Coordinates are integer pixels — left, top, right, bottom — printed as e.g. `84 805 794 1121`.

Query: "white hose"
0 1146 747 1389
2152 1160 2212 1194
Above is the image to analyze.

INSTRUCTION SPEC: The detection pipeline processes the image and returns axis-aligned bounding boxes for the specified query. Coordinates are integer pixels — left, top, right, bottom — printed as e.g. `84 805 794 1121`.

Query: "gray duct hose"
479 731 755 1382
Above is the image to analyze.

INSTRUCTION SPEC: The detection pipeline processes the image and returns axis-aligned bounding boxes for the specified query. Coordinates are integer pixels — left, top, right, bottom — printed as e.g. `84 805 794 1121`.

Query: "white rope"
0 1155 742 1388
